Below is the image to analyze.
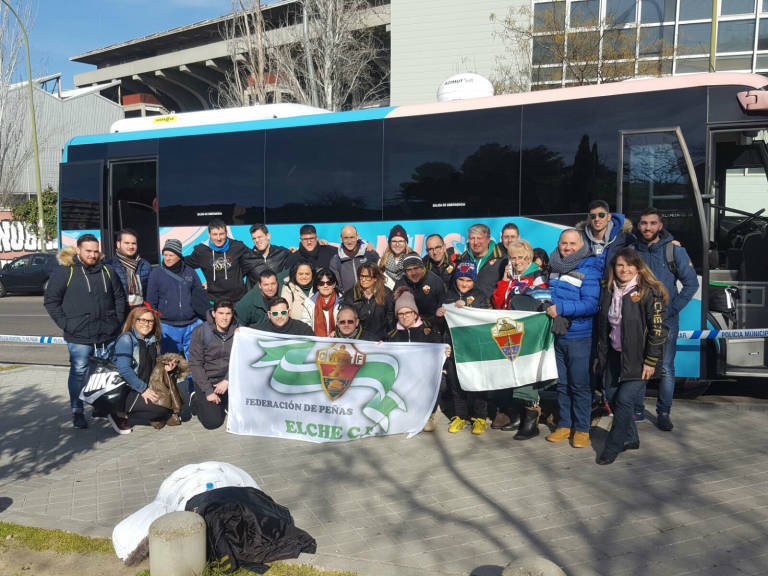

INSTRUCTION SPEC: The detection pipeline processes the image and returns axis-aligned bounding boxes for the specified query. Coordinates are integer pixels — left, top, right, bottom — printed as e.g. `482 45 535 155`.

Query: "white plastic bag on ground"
112 461 258 561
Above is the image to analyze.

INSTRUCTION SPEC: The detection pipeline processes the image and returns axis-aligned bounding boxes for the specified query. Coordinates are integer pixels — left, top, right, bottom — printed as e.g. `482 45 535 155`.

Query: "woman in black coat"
595 248 669 465
342 262 394 341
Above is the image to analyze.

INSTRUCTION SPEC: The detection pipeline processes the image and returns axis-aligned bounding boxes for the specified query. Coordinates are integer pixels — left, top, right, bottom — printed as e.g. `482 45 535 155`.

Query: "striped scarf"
116 252 143 303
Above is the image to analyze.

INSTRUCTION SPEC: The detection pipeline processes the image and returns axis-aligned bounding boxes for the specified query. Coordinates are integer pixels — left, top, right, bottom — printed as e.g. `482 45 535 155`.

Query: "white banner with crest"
227 328 446 442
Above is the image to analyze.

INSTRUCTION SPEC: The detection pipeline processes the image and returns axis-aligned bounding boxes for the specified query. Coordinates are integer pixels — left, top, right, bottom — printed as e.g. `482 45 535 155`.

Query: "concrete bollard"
502 556 568 576
149 511 207 576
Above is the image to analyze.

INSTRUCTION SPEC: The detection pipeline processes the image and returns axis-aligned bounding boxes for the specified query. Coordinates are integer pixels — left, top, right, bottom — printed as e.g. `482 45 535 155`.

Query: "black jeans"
194 381 228 430
445 357 487 419
601 349 642 458
125 389 172 426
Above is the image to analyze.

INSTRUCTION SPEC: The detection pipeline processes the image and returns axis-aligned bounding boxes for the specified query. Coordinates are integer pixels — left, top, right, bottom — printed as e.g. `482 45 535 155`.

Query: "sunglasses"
317 280 335 286
358 274 374 279
337 320 356 325
588 212 608 219
269 310 289 317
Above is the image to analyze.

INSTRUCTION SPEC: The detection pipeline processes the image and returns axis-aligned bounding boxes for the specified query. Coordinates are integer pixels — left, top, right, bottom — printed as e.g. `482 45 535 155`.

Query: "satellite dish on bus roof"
437 73 494 102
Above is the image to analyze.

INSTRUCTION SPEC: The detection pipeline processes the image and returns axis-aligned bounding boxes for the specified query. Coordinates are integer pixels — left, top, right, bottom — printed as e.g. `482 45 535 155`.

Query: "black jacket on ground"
185 239 257 303
185 486 316 573
188 312 237 397
44 249 126 345
286 244 337 272
258 318 315 336
596 285 669 381
342 285 395 341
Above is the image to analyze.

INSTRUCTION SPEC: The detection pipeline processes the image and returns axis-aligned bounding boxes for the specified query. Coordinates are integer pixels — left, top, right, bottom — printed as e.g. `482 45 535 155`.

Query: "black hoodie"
185 239 258 303
286 243 336 272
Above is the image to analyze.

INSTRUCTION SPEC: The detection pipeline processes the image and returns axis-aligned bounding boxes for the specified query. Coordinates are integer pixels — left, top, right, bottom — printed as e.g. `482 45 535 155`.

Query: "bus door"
709 128 768 377
618 127 708 380
106 159 159 264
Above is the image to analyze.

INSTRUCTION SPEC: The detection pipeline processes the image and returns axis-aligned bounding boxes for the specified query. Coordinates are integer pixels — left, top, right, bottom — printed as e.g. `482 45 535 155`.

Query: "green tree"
12 186 57 241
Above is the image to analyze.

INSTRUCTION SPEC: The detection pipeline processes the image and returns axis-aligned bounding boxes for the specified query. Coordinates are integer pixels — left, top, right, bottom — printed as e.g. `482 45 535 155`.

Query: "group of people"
44 201 698 465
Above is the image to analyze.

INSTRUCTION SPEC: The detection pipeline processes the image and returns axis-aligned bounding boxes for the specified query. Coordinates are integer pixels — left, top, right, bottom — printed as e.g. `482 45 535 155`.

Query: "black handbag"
79 356 130 413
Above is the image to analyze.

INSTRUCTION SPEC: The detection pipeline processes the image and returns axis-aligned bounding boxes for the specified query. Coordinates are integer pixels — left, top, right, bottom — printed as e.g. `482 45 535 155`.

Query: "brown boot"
546 427 571 442
423 413 437 432
571 431 590 448
491 411 512 429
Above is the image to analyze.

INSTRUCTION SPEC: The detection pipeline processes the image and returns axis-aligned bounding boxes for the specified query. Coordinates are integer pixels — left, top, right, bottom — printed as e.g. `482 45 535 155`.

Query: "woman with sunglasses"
342 261 395 341
301 268 341 337
109 306 180 434
260 297 315 335
380 225 418 289
281 262 314 320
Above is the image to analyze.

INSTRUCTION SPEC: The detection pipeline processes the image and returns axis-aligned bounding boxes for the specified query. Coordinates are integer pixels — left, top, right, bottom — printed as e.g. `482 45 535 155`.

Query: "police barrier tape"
1 329 767 345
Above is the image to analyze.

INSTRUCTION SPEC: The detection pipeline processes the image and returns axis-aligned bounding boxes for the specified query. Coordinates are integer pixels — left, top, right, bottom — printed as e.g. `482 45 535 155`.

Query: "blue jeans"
555 336 592 433
66 340 115 414
602 378 644 459
635 316 678 415
160 320 202 356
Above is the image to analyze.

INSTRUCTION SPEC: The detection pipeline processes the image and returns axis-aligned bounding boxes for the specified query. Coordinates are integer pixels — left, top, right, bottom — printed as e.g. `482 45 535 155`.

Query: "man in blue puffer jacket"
635 208 698 432
544 229 602 449
146 239 210 356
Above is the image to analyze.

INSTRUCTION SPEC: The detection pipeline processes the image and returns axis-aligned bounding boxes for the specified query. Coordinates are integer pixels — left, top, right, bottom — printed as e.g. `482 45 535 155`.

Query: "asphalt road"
0 295 68 366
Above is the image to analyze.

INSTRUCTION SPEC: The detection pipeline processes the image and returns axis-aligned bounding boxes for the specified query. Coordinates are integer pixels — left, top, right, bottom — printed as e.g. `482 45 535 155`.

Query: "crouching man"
188 300 237 430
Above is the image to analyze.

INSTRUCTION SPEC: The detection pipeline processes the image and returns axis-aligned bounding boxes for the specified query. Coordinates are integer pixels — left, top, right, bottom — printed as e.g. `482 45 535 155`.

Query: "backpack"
664 243 678 278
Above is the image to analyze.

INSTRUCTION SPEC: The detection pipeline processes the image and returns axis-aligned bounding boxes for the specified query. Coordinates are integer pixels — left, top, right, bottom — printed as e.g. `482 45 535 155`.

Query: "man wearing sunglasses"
579 200 636 275
260 297 315 336
333 305 375 340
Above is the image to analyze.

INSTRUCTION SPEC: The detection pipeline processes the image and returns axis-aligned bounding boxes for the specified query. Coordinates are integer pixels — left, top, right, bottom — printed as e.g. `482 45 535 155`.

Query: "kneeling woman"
110 306 185 434
596 248 668 465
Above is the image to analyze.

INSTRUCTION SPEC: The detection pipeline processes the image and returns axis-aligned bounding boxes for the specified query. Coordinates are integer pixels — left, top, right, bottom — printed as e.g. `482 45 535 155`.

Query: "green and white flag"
227 328 446 442
444 304 557 391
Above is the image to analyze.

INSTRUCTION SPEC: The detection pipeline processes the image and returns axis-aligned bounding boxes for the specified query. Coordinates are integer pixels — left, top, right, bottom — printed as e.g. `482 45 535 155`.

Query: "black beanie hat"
388 224 408 243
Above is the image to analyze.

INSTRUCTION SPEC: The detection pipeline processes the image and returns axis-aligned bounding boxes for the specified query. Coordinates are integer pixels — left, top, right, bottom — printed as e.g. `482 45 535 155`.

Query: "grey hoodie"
188 311 237 396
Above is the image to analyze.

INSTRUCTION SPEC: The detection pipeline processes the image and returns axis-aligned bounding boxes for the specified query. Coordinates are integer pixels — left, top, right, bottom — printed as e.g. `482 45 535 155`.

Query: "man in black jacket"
188 300 237 430
459 223 507 299
259 298 315 336
395 254 445 330
285 225 336 272
249 224 290 281
186 218 258 304
422 234 458 290
44 235 126 428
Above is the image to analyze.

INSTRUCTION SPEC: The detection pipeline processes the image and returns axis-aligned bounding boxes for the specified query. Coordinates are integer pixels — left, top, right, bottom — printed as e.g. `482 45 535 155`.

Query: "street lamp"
1 0 46 252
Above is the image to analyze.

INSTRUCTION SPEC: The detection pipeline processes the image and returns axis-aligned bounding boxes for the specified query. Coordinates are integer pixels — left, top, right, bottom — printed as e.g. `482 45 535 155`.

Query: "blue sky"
29 0 233 89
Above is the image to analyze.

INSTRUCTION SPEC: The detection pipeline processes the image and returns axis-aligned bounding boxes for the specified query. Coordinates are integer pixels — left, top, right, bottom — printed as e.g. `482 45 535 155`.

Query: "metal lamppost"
1 0 46 251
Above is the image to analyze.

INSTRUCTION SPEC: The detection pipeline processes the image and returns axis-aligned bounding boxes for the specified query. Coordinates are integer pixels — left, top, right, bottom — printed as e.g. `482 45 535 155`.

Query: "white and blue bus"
59 72 768 385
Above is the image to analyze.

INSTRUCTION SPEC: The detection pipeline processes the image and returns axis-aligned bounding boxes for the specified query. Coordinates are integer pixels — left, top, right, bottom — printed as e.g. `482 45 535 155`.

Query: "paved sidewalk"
1 364 767 576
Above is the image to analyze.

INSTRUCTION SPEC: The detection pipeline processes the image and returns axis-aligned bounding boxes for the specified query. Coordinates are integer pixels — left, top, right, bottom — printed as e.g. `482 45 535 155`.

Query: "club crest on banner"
315 343 366 401
491 318 525 362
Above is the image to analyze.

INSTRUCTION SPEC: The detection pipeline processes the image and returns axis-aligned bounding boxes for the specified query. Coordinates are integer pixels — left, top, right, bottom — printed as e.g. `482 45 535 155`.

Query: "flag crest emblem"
491 318 525 362
316 343 366 401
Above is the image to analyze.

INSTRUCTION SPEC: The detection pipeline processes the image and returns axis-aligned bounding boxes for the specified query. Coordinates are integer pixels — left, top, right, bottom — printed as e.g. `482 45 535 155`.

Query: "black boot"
499 409 521 431
514 403 540 440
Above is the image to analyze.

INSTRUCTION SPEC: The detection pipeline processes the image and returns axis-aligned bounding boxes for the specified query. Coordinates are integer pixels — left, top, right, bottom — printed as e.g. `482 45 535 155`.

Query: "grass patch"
135 563 355 576
0 521 113 555
0 365 22 372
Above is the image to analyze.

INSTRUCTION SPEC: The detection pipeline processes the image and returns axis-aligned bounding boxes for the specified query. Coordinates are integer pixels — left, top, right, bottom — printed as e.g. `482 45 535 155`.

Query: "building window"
641 0 677 23
758 18 768 49
606 0 637 24
679 0 712 20
721 0 756 15
535 2 566 32
716 54 754 70
756 53 768 67
570 0 599 27
678 22 712 54
638 59 673 75
639 25 674 56
717 20 756 52
533 36 563 65
676 57 711 73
